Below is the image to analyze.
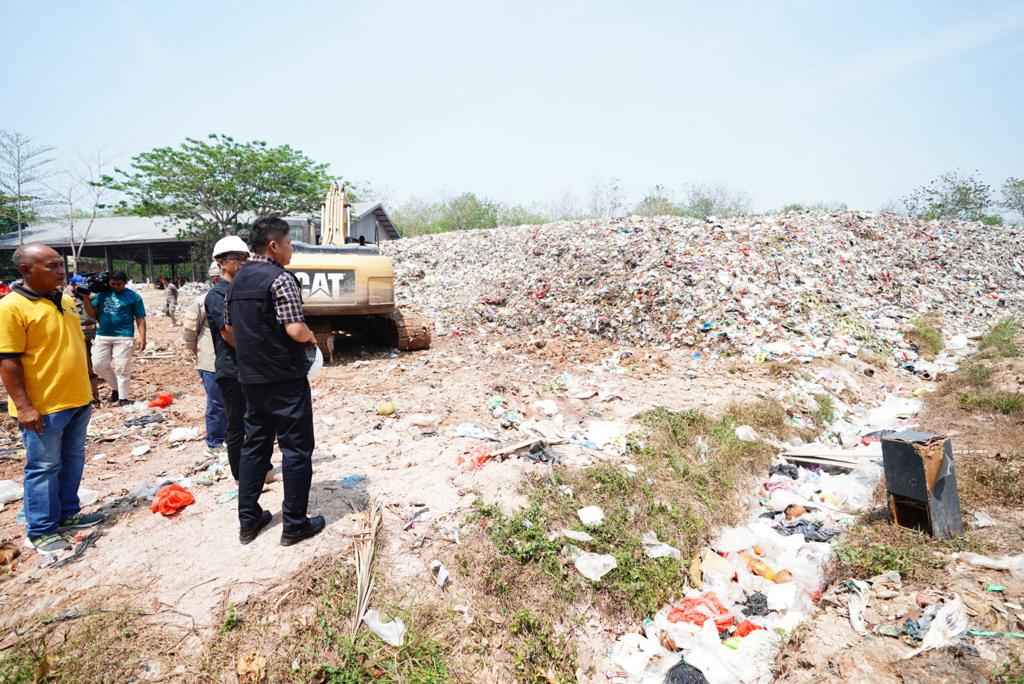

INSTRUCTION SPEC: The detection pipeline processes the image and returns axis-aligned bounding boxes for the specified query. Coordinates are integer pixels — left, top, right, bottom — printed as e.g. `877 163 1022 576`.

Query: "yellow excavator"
286 183 430 362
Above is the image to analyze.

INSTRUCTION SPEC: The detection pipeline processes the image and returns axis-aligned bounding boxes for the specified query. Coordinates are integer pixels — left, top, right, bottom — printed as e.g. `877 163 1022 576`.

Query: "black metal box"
881 430 964 539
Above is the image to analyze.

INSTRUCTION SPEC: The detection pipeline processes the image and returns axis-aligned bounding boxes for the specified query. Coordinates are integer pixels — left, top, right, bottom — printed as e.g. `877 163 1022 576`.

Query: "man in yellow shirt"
0 244 103 555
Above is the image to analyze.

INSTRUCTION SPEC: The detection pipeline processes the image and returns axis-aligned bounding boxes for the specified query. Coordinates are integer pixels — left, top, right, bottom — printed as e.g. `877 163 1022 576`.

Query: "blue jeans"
21 403 92 538
200 370 226 449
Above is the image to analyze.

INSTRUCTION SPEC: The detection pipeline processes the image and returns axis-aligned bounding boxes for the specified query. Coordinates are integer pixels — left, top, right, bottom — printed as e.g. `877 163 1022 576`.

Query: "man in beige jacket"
182 262 225 454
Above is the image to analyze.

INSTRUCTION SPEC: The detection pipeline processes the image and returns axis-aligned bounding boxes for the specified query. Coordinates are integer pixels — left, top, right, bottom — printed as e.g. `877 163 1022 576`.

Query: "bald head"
14 243 65 293
13 243 60 268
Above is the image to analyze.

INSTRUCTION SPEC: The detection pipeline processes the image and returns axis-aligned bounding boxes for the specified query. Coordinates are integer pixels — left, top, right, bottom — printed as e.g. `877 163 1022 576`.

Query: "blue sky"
5 0 1024 212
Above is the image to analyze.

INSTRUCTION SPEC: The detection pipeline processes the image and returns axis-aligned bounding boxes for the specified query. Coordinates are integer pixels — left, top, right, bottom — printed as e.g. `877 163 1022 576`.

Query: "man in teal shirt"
88 271 146 405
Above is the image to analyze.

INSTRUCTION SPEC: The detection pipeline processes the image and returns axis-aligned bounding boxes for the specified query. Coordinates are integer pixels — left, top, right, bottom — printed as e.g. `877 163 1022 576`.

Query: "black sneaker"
59 512 105 530
239 510 273 545
117 399 132 407
108 390 120 404
280 516 325 547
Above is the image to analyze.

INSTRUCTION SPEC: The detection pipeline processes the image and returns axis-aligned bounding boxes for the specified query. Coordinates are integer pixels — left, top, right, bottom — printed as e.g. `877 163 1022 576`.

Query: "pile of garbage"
602 388 928 682
386 212 1022 365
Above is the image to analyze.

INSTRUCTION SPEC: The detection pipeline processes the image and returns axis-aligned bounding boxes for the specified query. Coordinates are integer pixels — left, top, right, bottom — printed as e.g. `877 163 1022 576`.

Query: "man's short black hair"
110 270 129 282
249 215 291 254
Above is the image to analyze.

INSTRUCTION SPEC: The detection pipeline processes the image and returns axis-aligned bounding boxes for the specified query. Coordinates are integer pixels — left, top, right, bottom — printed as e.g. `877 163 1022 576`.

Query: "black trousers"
238 376 315 532
215 376 246 480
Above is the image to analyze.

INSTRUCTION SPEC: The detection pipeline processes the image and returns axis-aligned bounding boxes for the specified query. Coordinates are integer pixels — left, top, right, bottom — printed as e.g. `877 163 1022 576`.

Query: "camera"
75 272 112 295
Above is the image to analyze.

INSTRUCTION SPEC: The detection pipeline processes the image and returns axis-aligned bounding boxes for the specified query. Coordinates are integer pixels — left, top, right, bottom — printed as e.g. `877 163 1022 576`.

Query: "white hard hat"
207 261 221 277
212 235 251 258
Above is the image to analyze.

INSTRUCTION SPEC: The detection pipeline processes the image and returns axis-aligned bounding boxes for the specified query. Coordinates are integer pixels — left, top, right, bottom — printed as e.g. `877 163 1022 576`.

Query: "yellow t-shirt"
0 289 92 417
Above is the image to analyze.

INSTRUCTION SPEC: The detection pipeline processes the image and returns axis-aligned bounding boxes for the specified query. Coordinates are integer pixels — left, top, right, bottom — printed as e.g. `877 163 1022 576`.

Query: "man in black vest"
224 216 325 546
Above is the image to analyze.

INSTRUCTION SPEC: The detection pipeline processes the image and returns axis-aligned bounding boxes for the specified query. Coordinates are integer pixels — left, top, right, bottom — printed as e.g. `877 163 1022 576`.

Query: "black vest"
228 260 307 384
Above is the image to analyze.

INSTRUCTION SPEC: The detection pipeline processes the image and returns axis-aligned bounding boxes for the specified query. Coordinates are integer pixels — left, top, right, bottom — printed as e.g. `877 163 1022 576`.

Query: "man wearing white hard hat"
204 236 251 483
182 261 226 455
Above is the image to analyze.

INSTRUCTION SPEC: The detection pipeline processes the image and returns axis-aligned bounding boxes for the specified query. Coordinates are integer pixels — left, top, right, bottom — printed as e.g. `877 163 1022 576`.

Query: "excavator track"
385 310 432 351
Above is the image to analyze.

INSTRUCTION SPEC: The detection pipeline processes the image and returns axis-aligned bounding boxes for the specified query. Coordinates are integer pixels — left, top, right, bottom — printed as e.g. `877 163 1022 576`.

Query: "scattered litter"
667 592 732 631
91 453 108 463
903 596 969 659
741 592 769 616
562 529 594 542
362 609 406 646
985 584 1006 593
663 659 710 684
130 444 151 457
376 403 397 416
641 530 681 560
77 488 100 507
574 552 617 581
430 560 449 588
150 484 195 516
769 463 799 480
0 480 21 505
518 441 559 464
775 519 842 542
454 422 500 441
124 413 165 427
236 652 266 684
217 489 238 503
166 427 199 443
531 399 559 416
438 526 461 544
847 580 870 636
147 392 174 409
734 425 758 442
953 552 1024 580
578 505 605 526
339 474 367 488
403 506 430 530
971 510 997 528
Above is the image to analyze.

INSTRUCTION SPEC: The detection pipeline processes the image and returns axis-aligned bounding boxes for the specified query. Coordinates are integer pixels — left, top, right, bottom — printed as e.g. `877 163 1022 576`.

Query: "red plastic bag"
667 592 733 631
148 392 174 409
151 484 195 516
457 444 492 470
735 619 764 637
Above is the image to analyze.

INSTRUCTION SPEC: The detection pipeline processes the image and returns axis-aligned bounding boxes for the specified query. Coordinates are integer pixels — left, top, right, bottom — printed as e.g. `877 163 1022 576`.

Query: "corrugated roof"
352 202 401 239
0 216 191 249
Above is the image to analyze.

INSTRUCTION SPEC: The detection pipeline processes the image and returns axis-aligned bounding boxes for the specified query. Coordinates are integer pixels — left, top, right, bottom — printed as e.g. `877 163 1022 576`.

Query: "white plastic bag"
362 609 406 646
574 552 617 581
0 480 21 505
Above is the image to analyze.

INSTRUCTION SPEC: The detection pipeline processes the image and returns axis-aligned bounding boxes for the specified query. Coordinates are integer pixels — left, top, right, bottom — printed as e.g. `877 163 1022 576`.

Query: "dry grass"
197 557 455 684
0 605 190 684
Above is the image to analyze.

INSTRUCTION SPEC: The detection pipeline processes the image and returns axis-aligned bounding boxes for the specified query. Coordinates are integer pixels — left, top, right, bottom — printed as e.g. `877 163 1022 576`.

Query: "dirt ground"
0 288 786 652
1 287 1020 683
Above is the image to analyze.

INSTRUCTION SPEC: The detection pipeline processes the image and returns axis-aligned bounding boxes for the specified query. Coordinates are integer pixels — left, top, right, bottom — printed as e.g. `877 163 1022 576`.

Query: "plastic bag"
166 427 199 443
306 345 323 378
363 609 406 646
0 480 21 505
578 505 605 526
953 552 1024 580
574 552 617 581
150 484 195 516
148 392 174 408
667 592 733 631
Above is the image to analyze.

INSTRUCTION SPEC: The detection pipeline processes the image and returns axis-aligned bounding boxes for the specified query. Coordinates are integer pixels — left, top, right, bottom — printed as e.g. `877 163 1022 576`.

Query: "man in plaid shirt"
225 216 323 547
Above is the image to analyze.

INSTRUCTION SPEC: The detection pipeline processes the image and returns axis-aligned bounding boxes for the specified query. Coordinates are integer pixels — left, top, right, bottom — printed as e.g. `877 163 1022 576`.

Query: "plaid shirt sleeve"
270 272 306 324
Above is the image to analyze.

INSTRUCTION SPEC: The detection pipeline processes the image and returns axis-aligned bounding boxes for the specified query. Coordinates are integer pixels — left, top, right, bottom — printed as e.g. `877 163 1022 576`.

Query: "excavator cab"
284 184 430 362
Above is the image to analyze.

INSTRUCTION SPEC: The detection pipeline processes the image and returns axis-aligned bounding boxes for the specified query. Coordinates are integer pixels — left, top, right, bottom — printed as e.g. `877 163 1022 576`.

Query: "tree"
0 193 35 235
47 150 115 274
587 177 625 218
0 130 56 244
902 170 993 221
102 134 332 239
634 185 683 217
682 183 752 217
1002 178 1024 222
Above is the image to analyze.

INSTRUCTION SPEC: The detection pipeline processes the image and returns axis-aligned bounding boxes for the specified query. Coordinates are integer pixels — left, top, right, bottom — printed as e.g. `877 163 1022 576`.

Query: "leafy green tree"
634 185 684 217
102 134 332 238
438 193 500 232
499 203 547 226
0 192 35 235
902 170 993 221
1002 177 1024 222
